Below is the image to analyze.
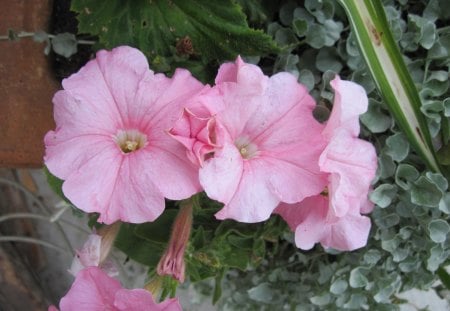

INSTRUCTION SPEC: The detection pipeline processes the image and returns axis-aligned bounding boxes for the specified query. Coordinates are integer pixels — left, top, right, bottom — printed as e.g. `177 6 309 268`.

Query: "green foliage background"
48 0 450 309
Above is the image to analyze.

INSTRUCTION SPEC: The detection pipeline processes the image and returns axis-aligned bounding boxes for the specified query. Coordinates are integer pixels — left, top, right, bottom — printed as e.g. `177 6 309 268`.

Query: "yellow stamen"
124 140 138 152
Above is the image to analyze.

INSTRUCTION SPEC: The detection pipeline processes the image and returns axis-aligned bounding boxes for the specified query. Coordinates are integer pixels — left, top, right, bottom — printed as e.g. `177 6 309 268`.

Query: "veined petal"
62 144 165 224
106 151 166 223
320 130 377 217
145 135 202 200
59 267 120 310
323 76 368 139
215 56 267 95
62 145 122 221
93 46 150 127
44 131 112 180
266 157 327 203
52 91 117 136
322 213 371 251
200 141 243 204
139 69 206 132
291 196 329 250
244 72 316 143
215 159 279 222
114 289 181 311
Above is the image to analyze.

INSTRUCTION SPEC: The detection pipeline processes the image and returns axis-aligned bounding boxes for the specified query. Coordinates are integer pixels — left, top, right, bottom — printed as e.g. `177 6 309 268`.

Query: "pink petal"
157 298 183 311
59 267 120 311
138 69 206 132
62 145 165 224
144 135 202 200
168 108 216 167
105 151 167 223
243 72 317 144
215 56 267 95
319 130 377 217
214 159 280 222
266 156 327 203
52 91 116 136
114 289 156 310
61 144 122 218
89 46 150 126
200 141 243 204
215 57 242 84
44 129 112 180
321 213 371 251
291 196 329 250
274 201 311 231
277 196 372 251
214 59 268 138
59 47 150 133
114 289 181 311
322 76 368 139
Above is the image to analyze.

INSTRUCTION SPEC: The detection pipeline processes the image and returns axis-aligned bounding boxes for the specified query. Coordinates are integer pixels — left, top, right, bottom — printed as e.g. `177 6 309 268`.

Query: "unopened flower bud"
156 202 193 283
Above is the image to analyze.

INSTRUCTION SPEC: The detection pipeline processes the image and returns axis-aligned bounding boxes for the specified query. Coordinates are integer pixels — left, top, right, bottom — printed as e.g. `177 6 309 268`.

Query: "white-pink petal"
322 76 369 139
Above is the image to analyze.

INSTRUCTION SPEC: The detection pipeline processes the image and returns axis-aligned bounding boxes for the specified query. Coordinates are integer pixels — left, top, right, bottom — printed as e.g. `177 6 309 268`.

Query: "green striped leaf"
337 0 441 173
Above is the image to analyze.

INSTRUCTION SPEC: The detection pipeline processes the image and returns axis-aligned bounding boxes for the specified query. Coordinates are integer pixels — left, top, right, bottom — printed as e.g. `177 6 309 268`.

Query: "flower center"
235 136 258 159
114 129 147 154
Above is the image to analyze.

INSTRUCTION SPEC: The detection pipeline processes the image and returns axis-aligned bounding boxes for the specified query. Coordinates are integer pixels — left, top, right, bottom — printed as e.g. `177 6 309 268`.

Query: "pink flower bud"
156 202 193 283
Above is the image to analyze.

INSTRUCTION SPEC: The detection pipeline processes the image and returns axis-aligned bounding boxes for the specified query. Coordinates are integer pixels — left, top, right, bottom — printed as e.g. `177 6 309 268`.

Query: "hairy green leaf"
72 0 278 62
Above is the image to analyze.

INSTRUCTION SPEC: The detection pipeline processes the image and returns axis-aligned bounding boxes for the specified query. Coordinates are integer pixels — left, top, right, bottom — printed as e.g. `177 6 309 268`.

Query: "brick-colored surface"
0 0 58 167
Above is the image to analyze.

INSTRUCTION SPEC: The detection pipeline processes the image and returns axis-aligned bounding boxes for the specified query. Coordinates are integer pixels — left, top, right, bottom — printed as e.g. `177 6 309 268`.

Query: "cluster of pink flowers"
45 46 377 309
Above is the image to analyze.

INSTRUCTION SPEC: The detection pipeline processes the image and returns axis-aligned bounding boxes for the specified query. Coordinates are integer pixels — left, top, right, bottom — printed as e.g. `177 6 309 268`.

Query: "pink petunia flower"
276 76 377 251
52 267 182 311
44 46 205 224
194 57 328 222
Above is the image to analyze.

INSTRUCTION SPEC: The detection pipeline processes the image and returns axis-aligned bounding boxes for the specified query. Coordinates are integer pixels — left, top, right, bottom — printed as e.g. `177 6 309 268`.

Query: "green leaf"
72 0 278 62
360 99 392 133
305 0 335 23
234 0 276 25
349 267 369 288
337 0 442 174
51 33 78 58
43 166 73 204
279 1 298 26
344 294 367 309
439 193 450 214
428 219 450 243
385 133 409 162
310 293 332 306
292 18 308 37
316 47 343 73
274 28 298 50
114 209 177 267
427 244 448 271
115 223 165 267
437 266 450 289
330 279 348 295
410 176 443 207
33 30 48 43
395 164 419 190
363 249 382 265
248 283 274 304
212 269 224 304
369 184 397 208
298 69 315 91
